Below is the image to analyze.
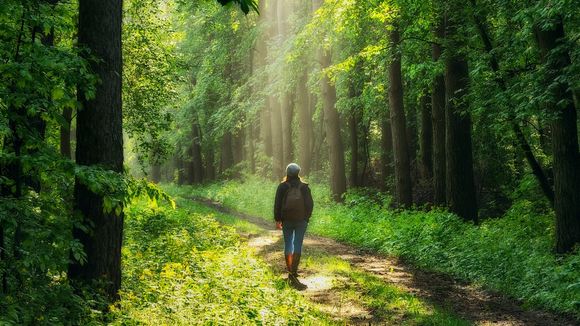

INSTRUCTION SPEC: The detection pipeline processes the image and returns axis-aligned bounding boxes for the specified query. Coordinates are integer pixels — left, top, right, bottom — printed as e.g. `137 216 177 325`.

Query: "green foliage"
109 200 330 325
123 0 183 170
179 176 580 318
75 165 175 215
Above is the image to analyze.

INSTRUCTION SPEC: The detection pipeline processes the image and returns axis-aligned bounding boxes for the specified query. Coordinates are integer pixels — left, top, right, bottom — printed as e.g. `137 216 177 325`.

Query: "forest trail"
194 198 577 326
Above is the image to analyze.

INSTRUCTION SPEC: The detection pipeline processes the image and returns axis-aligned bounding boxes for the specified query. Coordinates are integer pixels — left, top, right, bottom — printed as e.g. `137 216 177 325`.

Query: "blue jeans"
282 220 308 255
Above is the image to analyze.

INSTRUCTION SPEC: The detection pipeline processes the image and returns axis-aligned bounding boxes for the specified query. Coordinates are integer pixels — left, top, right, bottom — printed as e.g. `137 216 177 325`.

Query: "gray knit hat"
286 163 301 177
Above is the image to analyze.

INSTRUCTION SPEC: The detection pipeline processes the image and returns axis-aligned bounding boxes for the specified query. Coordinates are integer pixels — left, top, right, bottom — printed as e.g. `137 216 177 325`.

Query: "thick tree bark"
444 8 478 222
419 94 433 180
536 18 580 253
321 52 346 201
388 27 413 207
297 71 313 175
69 0 124 299
431 19 446 205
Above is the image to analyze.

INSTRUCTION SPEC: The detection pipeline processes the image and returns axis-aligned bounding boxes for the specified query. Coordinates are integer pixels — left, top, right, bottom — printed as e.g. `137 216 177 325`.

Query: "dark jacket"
274 178 314 222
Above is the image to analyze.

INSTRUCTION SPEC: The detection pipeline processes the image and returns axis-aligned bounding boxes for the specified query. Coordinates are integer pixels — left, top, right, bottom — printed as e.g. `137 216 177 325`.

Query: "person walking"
274 163 314 290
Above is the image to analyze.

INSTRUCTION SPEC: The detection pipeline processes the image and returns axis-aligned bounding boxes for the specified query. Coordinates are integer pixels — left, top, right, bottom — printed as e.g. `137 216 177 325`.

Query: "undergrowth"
165 176 580 319
109 200 331 325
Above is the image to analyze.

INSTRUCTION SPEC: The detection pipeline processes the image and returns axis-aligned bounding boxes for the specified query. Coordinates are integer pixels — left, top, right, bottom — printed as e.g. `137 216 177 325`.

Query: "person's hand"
276 221 282 230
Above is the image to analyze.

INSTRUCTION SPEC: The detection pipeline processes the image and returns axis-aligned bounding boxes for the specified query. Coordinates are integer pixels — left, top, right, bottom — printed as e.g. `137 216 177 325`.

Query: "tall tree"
69 0 124 299
419 93 433 180
388 25 413 207
380 113 393 191
444 2 478 222
321 51 347 201
431 17 446 205
269 0 284 177
278 0 294 166
535 16 580 253
296 71 314 176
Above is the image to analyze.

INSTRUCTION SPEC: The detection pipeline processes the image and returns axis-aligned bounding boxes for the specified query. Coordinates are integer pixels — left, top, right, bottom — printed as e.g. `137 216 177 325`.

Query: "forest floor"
193 197 578 326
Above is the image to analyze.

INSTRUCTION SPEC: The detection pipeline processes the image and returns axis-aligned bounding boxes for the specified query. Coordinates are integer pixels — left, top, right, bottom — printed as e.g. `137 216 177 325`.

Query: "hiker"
274 163 314 290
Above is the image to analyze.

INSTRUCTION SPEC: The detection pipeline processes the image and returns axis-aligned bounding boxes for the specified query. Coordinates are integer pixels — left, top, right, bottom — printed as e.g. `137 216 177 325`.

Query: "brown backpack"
282 182 306 221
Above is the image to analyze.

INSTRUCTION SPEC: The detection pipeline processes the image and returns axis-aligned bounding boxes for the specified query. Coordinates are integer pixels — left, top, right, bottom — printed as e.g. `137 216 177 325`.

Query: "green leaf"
51 88 65 100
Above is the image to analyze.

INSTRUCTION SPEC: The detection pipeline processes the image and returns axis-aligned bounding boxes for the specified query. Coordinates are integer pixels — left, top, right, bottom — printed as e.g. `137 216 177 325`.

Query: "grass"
164 176 580 319
108 199 334 325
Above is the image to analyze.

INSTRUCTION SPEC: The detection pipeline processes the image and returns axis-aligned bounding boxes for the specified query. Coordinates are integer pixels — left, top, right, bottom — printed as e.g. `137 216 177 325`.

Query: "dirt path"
196 198 578 326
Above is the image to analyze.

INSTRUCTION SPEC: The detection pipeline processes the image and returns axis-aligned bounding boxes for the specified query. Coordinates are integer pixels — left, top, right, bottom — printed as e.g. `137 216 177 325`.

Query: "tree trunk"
444 8 478 222
432 18 446 205
205 145 216 181
321 52 346 201
270 97 284 178
536 18 580 253
261 108 273 157
388 27 413 207
380 114 393 191
151 164 161 183
70 0 124 299
406 100 418 176
232 129 244 165
185 143 195 184
177 157 186 185
247 123 255 174
419 93 433 180
191 123 203 183
349 110 359 187
281 94 294 165
220 132 234 174
297 71 313 175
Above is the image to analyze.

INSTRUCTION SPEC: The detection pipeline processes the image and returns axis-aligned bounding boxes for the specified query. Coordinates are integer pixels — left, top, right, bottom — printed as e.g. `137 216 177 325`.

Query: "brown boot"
291 253 301 276
290 253 307 290
285 254 293 274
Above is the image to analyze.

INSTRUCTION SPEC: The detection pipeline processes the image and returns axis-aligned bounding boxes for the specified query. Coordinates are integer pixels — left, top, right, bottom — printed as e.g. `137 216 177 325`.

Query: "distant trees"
153 0 578 252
